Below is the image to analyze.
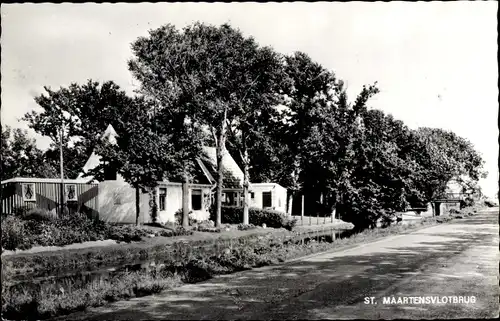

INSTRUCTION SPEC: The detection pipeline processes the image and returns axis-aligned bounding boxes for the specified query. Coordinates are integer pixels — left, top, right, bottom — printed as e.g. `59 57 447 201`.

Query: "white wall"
98 180 149 224
156 184 211 223
156 185 182 223
249 183 287 213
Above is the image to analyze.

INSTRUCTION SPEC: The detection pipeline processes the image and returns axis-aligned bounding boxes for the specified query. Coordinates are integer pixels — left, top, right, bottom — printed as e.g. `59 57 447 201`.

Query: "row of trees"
3 22 487 229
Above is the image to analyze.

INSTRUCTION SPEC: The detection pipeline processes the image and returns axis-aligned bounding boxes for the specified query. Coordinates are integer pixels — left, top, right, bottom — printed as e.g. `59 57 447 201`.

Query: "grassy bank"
1 210 476 320
1 272 182 320
1 227 292 280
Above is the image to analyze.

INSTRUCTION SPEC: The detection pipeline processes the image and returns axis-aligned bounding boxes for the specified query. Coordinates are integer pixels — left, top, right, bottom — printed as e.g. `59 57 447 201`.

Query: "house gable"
79 125 214 185
199 146 244 189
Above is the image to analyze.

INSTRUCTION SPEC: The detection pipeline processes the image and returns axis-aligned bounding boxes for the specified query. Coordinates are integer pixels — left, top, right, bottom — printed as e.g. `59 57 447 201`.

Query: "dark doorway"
262 191 272 208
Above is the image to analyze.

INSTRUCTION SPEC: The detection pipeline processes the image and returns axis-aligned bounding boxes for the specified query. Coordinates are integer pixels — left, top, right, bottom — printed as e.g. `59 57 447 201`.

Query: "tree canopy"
23 80 135 179
1 126 57 179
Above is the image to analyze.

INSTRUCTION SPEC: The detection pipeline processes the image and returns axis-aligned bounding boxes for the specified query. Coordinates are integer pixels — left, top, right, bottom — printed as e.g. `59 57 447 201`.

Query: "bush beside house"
1 209 192 252
209 206 297 231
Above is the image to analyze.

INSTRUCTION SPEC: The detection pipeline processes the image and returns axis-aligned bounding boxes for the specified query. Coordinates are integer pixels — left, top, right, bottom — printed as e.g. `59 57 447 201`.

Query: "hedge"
209 206 296 230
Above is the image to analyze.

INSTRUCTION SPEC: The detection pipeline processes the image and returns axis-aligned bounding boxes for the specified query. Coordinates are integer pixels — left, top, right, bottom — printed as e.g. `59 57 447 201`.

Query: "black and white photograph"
1 2 498 320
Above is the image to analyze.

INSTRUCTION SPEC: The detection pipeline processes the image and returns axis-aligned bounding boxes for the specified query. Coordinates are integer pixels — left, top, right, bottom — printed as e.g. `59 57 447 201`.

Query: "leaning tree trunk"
287 191 294 216
242 147 250 225
215 108 228 228
182 169 190 228
135 185 140 226
215 141 224 228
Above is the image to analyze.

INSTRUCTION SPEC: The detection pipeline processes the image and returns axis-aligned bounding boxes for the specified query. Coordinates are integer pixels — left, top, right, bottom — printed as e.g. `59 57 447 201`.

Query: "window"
22 183 36 202
222 191 238 206
250 192 255 199
191 189 202 211
262 191 272 208
113 191 122 205
65 184 77 201
159 188 167 211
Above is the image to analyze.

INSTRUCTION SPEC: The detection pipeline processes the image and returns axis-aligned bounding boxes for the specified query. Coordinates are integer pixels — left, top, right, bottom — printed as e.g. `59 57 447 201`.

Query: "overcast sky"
1 2 498 197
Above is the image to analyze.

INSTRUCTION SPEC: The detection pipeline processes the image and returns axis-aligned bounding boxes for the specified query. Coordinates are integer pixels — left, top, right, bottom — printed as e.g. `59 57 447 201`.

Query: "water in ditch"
4 228 357 294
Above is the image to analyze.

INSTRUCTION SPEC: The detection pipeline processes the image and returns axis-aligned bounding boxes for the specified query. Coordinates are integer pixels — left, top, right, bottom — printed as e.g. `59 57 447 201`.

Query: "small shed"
249 183 288 213
1 177 99 217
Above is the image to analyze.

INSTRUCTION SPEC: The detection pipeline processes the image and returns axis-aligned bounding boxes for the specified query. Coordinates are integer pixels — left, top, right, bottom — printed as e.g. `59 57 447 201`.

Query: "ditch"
5 228 355 294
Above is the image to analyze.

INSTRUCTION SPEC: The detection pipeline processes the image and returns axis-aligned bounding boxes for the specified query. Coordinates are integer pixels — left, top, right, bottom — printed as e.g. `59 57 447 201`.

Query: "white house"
79 125 287 224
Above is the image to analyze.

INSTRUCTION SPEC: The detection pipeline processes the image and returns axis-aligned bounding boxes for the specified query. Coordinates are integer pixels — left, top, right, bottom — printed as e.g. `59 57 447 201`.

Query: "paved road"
65 209 499 320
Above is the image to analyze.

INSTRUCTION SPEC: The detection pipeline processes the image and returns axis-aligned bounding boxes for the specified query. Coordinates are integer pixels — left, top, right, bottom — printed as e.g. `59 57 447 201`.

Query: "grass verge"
2 272 182 320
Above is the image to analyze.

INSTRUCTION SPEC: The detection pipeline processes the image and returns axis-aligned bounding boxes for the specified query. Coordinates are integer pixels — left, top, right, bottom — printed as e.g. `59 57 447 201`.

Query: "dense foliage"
1 210 192 251
22 80 135 179
1 126 58 179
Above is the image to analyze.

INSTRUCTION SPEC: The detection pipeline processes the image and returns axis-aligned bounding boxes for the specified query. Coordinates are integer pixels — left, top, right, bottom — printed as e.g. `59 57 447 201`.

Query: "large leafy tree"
414 127 486 202
1 125 57 180
276 52 381 220
344 109 413 228
23 80 134 178
89 97 184 225
278 52 340 214
128 22 284 227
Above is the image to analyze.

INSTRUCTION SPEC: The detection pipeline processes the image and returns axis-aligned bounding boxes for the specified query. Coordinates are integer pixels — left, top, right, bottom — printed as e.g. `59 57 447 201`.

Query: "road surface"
64 208 499 320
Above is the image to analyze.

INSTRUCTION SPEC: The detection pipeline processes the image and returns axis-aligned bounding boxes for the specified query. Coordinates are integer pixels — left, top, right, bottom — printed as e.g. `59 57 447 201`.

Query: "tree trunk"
182 170 190 228
150 188 158 224
215 141 224 228
135 185 140 226
242 140 250 225
287 191 293 216
301 194 305 219
215 107 227 228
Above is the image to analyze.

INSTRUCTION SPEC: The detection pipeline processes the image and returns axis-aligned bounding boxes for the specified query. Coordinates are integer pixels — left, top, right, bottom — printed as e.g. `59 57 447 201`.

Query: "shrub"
1 209 196 251
448 208 461 215
282 217 298 231
1 216 32 251
22 208 56 222
210 206 294 230
107 225 146 243
12 205 30 216
237 223 256 231
171 226 193 236
174 209 196 226
484 200 498 207
459 197 475 209
193 220 221 233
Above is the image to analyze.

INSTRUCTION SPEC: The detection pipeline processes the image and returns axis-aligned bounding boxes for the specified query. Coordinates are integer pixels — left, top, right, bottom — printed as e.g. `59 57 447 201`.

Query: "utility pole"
59 124 65 216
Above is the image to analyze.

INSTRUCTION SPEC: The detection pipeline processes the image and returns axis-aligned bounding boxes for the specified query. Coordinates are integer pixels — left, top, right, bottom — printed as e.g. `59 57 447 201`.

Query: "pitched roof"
79 124 118 182
78 125 244 188
199 146 244 189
